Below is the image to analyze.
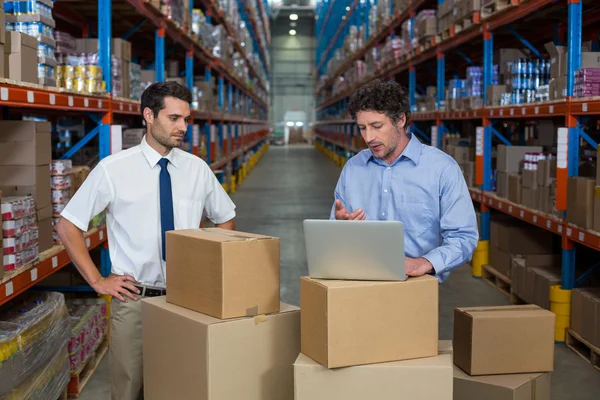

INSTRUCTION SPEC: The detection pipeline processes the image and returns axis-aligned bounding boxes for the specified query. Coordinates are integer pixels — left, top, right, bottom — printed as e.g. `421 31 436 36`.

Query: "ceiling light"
346 6 350 11
289 29 297 36
290 14 298 21
342 15 346 20
290 22 297 27
286 121 294 127
296 121 304 127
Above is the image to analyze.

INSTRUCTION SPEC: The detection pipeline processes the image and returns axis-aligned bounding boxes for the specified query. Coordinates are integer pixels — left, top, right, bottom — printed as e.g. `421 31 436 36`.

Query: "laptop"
303 219 406 281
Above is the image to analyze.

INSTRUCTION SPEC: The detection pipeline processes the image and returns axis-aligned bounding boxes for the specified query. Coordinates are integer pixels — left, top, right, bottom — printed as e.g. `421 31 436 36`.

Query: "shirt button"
384 189 388 193
387 167 391 170
382 212 385 216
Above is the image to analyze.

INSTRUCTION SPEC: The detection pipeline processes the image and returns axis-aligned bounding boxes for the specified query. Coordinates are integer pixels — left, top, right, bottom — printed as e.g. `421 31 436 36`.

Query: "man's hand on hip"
405 257 434 277
92 274 140 302
334 200 366 220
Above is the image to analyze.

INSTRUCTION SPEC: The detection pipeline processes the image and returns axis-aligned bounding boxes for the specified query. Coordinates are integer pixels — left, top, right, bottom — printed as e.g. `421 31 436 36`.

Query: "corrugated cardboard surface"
4 32 37 83
38 217 53 252
490 220 554 255
537 160 556 187
0 190 2 279
300 275 438 369
522 170 537 189
497 171 509 198
528 267 561 310
594 188 600 232
537 186 553 213
453 305 555 375
489 245 512 277
453 366 551 400
166 228 280 319
294 341 453 400
572 288 600 348
521 187 537 209
497 145 542 173
508 174 521 203
567 177 595 229
0 166 51 209
142 297 300 400
0 122 51 166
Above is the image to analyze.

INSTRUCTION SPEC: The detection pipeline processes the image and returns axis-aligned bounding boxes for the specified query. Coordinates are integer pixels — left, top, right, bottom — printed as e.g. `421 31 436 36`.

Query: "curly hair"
346 79 411 128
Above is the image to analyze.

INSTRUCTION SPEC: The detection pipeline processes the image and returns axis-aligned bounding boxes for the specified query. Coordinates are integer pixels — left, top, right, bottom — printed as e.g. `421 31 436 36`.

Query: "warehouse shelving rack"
313 0 600 343
0 0 272 307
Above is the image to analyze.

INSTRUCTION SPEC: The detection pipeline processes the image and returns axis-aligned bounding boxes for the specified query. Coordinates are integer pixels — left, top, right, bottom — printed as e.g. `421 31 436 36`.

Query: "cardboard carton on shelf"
537 160 556 188
0 8 5 45
4 31 37 84
594 187 600 232
537 185 553 214
507 173 521 203
37 217 53 252
165 228 280 319
0 189 2 279
142 298 300 400
489 245 558 280
486 85 509 106
0 122 51 166
0 165 51 210
496 171 510 198
521 187 537 209
301 275 438 369
567 177 595 230
453 305 555 375
570 288 600 348
497 145 543 174
490 219 554 255
293 341 453 400
454 366 551 400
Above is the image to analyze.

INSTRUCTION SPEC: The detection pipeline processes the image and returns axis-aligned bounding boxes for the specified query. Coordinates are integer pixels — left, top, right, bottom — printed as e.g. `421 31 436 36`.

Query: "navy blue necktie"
158 158 174 261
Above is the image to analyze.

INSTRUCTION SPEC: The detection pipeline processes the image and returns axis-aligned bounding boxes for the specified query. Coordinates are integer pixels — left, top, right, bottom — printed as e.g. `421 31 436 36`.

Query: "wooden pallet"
67 335 109 398
482 265 511 297
566 329 600 372
481 0 519 20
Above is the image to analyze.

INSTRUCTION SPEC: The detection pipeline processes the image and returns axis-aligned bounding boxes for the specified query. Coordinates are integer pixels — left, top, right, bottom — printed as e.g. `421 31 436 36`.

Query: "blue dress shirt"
330 133 479 282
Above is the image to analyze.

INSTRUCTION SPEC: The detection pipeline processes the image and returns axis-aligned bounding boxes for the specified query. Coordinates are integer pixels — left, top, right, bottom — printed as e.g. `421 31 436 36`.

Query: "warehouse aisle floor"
80 145 600 399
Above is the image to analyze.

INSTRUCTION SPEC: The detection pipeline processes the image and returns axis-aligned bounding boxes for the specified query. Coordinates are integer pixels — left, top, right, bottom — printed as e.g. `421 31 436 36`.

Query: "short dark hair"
347 79 411 127
141 81 193 119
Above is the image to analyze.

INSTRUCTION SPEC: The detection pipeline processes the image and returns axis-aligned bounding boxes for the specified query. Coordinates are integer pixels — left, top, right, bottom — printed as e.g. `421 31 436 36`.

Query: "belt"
134 285 166 297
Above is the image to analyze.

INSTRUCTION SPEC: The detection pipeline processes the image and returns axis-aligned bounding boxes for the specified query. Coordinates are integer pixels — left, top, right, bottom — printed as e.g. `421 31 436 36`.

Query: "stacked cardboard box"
0 3 5 78
453 0 481 25
0 122 52 252
143 228 299 399
495 145 542 200
489 219 557 278
545 42 600 100
453 305 553 400
536 158 557 213
567 176 595 229
495 48 527 85
571 288 600 348
437 0 454 35
296 275 451 399
594 157 600 232
4 32 37 83
511 258 561 308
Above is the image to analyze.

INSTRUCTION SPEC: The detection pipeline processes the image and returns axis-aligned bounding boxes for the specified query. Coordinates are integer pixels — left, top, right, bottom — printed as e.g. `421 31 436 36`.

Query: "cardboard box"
0 44 4 79
165 228 280 319
0 189 2 279
522 169 537 190
496 48 528 77
301 275 438 368
567 177 595 229
38 205 52 220
537 160 556 188
489 245 513 277
594 187 600 232
496 171 509 198
294 341 453 400
537 121 556 147
511 258 527 301
452 146 471 163
453 366 551 400
0 122 51 166
69 166 90 196
490 219 554 254
486 85 509 106
508 174 521 203
529 267 561 310
521 187 537 209
550 76 567 100
0 10 5 45
0 165 51 209
497 145 543 173
537 185 553 213
544 42 567 79
571 288 600 347
454 305 555 375
4 32 38 83
142 297 300 400
38 217 53 252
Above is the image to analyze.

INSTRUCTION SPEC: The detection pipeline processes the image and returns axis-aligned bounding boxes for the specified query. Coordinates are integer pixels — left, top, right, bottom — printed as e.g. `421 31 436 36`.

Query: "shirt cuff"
422 249 444 276
60 210 89 232
210 210 236 225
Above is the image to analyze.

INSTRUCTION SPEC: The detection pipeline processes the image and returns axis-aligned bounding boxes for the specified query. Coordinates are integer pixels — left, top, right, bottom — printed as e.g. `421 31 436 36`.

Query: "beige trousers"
110 297 144 400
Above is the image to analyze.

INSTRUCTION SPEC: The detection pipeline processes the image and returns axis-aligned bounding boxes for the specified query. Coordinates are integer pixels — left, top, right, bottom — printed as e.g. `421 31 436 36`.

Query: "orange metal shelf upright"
0 227 107 306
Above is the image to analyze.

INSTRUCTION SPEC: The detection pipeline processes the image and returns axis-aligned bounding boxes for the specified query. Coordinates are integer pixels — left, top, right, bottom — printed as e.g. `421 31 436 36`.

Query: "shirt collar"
140 135 179 169
364 132 422 166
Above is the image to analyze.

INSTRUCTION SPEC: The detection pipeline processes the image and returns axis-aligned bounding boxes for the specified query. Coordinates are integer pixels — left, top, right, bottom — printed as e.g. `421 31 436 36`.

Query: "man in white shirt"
56 81 236 400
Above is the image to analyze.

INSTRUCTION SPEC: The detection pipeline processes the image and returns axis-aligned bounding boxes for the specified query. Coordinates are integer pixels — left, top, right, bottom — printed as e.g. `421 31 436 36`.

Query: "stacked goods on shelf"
1 196 39 272
0 190 2 278
50 160 71 245
55 31 103 94
545 41 600 100
143 229 300 399
567 176 595 230
0 3 3 78
3 32 38 84
574 68 600 98
4 0 57 87
443 135 475 187
452 305 554 399
245 0 269 67
453 0 481 27
495 144 542 202
448 66 498 110
0 121 52 253
490 218 559 280
571 288 600 348
437 0 454 35
414 10 437 47
511 257 561 309
130 62 143 101
65 297 108 374
0 292 71 398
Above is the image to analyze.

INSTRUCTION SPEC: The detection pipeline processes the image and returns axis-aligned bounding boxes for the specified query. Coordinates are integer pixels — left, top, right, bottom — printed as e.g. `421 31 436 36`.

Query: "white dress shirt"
61 136 236 288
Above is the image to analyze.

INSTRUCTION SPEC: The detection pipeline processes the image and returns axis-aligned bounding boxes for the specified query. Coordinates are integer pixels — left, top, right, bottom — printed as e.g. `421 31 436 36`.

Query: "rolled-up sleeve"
423 162 479 278
203 165 236 225
61 163 113 232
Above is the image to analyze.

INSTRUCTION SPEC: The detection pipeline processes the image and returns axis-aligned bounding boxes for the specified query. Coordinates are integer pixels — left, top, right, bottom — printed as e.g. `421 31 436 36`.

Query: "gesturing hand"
405 257 434 277
92 274 140 302
334 200 366 221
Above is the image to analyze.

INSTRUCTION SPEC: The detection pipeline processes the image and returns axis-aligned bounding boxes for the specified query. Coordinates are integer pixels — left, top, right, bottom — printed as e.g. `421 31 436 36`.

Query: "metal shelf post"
155 26 165 82
186 49 194 154
409 65 416 112
218 76 224 156
204 67 212 164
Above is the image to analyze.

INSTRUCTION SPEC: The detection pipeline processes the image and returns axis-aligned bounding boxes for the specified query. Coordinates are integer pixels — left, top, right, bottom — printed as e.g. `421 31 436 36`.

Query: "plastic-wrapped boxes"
1 196 39 272
65 297 108 374
574 68 600 98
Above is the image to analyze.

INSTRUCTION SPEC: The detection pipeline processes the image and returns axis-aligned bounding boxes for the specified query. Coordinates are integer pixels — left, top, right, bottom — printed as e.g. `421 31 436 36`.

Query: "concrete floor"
80 145 600 400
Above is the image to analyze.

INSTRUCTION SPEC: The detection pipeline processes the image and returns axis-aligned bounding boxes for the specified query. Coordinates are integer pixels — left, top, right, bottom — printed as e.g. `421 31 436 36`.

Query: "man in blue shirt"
330 80 478 282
